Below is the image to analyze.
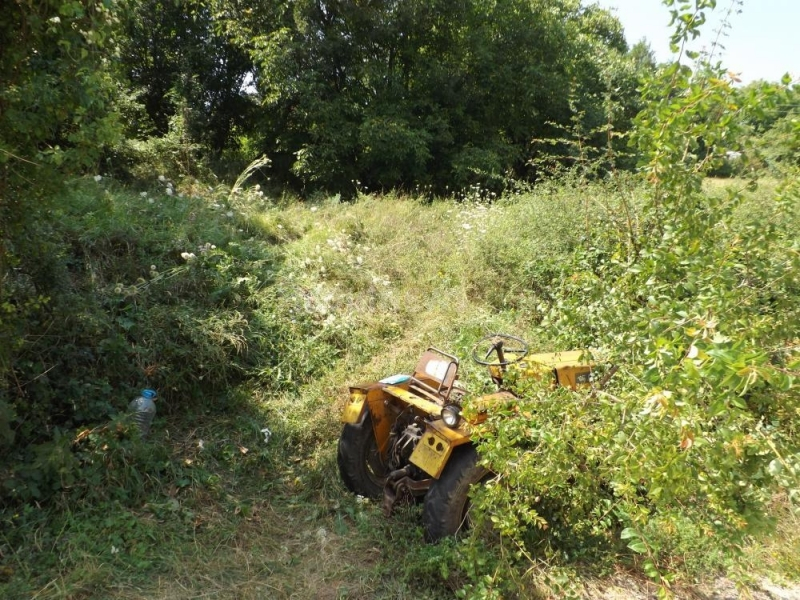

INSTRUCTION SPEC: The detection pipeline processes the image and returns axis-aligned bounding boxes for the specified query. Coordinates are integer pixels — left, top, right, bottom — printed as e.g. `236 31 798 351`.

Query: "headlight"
441 404 461 427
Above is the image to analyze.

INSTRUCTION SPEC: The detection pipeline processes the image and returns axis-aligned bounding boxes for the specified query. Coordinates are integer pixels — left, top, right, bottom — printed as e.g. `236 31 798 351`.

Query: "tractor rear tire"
337 413 387 499
423 445 489 542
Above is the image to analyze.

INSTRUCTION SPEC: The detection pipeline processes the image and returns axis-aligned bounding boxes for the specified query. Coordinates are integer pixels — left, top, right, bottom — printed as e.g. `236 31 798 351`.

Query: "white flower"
226 211 234 218
461 223 472 230
310 206 318 212
148 198 154 204
110 545 119 555
180 252 197 261
261 427 272 443
165 188 173 196
140 192 147 198
158 175 166 182
150 265 156 271
93 174 102 182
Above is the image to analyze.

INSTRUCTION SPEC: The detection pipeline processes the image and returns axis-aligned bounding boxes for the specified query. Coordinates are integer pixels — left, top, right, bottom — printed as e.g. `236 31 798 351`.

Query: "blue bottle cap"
141 389 157 399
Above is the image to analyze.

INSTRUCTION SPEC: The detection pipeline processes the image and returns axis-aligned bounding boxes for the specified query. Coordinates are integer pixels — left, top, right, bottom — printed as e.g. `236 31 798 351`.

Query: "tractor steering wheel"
471 333 530 366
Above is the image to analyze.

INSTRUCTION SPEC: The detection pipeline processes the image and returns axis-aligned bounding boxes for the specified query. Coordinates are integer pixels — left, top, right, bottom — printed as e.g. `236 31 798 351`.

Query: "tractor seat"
408 349 459 404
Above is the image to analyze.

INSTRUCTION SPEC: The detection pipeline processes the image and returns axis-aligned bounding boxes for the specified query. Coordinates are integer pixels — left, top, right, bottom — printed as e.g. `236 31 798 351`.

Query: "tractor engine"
387 416 424 471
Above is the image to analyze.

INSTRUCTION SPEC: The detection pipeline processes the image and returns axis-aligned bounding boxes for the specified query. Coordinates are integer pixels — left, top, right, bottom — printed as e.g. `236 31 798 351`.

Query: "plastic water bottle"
128 389 157 437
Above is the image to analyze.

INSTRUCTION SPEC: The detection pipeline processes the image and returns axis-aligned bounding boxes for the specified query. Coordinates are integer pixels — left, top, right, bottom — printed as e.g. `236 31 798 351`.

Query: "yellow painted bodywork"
466 391 518 424
383 385 442 416
339 348 593 481
341 387 367 423
409 419 471 478
508 350 594 390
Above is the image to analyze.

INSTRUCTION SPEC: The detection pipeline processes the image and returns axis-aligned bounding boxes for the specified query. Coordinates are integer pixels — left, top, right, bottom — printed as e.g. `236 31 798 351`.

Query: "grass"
1 173 798 599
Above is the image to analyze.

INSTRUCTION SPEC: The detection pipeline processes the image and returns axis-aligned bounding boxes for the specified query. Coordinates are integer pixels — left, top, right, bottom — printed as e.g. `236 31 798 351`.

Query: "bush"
467 7 800 595
0 178 343 506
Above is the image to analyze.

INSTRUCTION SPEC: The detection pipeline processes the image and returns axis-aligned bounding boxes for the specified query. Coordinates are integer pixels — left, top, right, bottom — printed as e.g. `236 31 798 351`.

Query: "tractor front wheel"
423 445 489 542
337 413 387 499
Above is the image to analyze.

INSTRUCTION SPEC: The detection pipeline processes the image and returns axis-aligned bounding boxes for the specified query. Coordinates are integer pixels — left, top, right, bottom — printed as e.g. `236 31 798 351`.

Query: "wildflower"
165 188 173 196
148 198 154 204
93 174 102 182
150 265 156 271
462 223 472 230
180 252 196 261
110 545 119 555
316 527 328 543
158 175 166 182
310 206 318 212
49 16 61 24
226 211 234 218
114 286 122 294
140 192 147 198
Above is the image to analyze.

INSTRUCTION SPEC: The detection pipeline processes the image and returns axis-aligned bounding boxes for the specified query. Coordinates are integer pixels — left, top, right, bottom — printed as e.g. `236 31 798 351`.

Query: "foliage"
1 0 122 477
467 1 800 595
0 178 343 506
115 0 256 163
217 0 649 195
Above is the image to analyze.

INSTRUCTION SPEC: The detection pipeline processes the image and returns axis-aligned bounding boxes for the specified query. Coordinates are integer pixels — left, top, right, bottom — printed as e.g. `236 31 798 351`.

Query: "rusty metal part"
382 467 432 517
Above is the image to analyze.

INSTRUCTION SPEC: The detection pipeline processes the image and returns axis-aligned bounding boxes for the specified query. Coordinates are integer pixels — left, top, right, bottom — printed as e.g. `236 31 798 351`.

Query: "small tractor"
336 334 602 540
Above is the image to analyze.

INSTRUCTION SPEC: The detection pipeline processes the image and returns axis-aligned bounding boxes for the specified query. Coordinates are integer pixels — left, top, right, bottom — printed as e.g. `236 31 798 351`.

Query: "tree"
218 0 647 195
117 0 255 159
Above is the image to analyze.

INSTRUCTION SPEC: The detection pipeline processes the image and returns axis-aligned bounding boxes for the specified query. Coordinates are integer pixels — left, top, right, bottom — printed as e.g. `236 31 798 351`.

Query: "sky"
592 0 799 84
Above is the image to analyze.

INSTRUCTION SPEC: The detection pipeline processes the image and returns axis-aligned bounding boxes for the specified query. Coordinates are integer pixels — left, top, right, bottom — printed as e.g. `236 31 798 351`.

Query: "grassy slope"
2 176 797 599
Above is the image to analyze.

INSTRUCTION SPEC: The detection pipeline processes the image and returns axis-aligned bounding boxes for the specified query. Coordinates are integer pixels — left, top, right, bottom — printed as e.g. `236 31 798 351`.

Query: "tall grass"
1 175 796 599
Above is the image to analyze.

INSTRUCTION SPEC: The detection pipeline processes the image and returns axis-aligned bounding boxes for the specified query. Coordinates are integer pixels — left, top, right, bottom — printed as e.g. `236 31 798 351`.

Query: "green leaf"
628 541 648 554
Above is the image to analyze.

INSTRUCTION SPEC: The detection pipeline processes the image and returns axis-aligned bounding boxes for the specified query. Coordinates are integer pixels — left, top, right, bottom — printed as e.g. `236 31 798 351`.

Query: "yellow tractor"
337 334 599 540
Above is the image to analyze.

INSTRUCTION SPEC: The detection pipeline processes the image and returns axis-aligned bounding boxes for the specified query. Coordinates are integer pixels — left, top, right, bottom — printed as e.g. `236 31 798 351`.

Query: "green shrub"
467 7 800 594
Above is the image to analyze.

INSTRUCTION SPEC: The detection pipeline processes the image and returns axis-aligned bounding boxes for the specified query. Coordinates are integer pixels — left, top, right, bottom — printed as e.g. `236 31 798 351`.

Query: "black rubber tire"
337 413 388 499
423 445 489 542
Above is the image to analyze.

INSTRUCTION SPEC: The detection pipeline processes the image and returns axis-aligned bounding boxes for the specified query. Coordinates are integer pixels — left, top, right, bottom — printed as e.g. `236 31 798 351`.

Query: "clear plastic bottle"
128 389 157 437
